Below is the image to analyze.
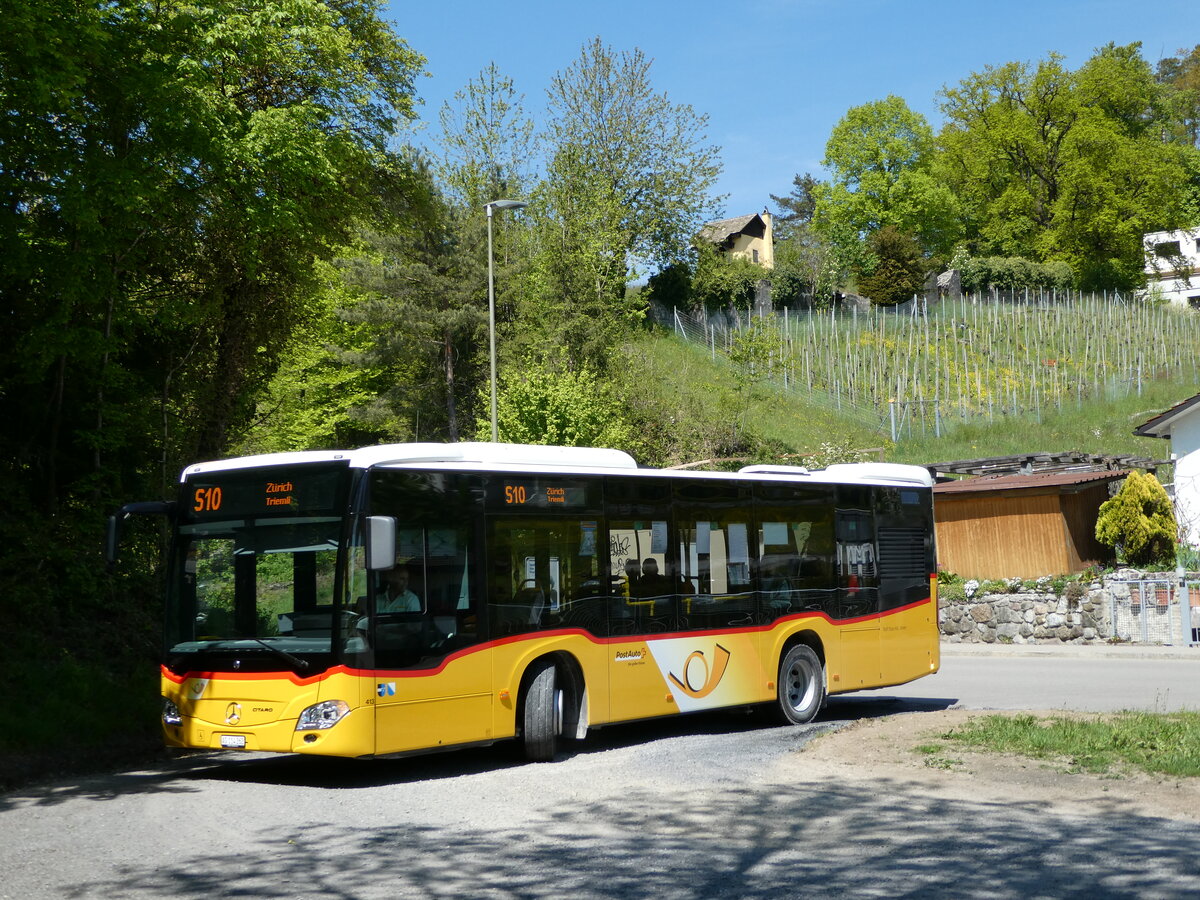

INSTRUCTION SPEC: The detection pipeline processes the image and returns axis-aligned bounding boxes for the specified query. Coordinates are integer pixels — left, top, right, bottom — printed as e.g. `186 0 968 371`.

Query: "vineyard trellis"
665 305 884 432
658 290 1200 442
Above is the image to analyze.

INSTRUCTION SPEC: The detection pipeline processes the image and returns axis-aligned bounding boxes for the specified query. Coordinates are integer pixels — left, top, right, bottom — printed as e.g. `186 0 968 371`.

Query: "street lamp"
485 198 527 443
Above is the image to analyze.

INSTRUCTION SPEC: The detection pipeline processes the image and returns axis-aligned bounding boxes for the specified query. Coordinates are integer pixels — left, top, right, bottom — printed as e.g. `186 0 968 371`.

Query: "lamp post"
485 198 527 443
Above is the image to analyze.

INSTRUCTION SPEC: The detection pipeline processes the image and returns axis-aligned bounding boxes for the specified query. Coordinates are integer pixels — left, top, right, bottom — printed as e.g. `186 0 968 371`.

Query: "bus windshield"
165 461 352 666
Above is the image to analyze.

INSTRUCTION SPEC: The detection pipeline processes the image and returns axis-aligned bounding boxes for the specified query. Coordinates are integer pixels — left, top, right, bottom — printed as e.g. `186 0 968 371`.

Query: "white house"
1134 393 1200 547
1143 228 1200 307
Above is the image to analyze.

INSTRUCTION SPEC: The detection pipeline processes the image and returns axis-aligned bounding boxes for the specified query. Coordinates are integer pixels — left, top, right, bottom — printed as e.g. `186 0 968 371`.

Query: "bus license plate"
220 734 247 749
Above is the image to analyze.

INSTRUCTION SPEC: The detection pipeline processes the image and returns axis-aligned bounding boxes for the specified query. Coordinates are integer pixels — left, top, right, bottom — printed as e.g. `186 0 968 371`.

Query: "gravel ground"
5 705 1200 898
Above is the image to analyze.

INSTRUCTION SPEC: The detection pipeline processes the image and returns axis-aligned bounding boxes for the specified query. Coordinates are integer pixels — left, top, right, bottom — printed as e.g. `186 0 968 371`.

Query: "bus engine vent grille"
877 528 926 578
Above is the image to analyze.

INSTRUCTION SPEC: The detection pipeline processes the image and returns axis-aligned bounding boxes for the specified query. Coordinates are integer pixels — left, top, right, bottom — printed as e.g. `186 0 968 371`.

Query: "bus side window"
487 517 598 637
366 471 483 667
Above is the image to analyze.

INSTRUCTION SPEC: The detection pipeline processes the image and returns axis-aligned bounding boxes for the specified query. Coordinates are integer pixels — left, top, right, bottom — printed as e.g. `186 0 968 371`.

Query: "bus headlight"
162 698 182 726
296 699 350 731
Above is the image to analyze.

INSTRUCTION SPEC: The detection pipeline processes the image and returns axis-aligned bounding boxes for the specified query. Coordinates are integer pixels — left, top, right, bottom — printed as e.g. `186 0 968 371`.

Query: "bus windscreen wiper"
249 638 310 672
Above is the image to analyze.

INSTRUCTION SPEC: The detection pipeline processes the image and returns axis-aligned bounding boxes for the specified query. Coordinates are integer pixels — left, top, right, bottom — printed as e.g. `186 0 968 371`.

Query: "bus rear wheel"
522 659 561 762
775 644 825 725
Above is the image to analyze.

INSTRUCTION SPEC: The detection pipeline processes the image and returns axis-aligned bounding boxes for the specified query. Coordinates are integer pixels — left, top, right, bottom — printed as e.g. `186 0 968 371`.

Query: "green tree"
642 260 693 311
770 172 821 241
855 226 927 305
728 321 784 391
1095 471 1176 567
1 0 424 511
1157 44 1200 147
436 62 537 210
771 226 840 306
517 148 638 371
813 95 960 272
769 172 841 305
939 44 1200 290
544 38 722 273
338 158 490 442
690 240 762 312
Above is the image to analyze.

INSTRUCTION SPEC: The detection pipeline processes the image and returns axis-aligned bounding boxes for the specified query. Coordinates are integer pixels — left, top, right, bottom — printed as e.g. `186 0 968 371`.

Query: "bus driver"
378 565 421 612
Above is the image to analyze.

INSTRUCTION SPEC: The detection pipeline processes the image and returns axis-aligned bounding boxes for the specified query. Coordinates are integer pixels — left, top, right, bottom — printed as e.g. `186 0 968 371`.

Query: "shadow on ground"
2 695 958 803
57 765 1200 899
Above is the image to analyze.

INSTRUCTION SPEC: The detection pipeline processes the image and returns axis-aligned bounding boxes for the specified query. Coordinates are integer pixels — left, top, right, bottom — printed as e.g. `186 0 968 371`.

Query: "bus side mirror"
105 501 176 570
365 516 397 571
105 515 121 568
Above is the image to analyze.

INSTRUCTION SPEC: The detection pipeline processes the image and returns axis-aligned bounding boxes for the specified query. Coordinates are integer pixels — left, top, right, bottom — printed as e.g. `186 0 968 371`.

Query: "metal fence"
1110 579 1199 646
656 304 886 434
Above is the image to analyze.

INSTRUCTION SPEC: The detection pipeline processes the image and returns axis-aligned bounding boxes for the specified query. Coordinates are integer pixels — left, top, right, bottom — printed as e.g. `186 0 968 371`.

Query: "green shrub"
1095 472 1177 567
939 580 967 603
1176 542 1200 571
482 362 634 449
953 252 1075 293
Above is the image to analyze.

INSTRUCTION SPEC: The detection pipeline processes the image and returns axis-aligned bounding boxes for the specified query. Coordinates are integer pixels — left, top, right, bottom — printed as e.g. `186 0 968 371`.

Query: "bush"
1095 472 1177 567
938 580 967 604
953 252 1075 293
483 362 634 449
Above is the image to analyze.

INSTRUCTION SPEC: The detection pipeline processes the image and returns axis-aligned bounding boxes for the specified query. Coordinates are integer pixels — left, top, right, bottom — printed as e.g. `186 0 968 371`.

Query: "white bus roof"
182 443 932 488
181 442 638 479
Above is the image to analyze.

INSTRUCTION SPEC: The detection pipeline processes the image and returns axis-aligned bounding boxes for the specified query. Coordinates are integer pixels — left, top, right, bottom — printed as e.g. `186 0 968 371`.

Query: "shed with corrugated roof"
933 470 1126 579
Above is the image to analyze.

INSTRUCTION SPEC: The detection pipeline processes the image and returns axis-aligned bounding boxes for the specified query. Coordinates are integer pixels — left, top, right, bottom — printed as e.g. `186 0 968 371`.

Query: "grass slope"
625 327 1193 472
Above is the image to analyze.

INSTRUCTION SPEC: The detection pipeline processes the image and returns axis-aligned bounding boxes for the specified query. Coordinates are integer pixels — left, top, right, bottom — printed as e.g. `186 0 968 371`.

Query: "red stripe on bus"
162 594 934 682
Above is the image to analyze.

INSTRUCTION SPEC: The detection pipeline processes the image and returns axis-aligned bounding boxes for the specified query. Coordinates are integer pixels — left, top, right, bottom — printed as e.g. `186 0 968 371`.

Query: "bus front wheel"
521 659 561 762
775 644 825 725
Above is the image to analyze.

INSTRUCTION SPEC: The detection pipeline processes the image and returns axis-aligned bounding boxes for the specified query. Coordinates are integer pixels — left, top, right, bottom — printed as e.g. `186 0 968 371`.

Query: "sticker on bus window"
651 521 668 554
579 522 597 557
763 522 788 546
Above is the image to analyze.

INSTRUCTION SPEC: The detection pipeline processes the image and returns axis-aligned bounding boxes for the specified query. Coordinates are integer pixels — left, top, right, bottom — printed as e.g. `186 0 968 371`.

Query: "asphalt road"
4 648 1200 899
890 642 1200 712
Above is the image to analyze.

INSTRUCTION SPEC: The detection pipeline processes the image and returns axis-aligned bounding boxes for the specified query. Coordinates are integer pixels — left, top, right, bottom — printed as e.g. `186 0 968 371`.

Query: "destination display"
488 477 599 511
182 462 349 520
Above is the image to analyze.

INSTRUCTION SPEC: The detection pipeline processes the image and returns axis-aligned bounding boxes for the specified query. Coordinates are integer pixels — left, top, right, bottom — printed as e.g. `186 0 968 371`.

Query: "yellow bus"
108 442 939 762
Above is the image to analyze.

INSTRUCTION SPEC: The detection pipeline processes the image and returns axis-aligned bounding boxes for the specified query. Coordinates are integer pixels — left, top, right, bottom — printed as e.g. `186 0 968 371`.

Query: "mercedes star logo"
224 702 242 726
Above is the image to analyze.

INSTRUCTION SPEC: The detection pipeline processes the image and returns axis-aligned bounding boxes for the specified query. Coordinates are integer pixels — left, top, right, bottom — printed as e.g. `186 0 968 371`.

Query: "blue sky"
385 0 1196 217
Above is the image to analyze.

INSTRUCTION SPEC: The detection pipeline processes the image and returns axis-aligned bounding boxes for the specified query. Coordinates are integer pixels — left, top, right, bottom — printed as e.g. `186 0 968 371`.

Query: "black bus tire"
775 644 825 725
522 659 559 762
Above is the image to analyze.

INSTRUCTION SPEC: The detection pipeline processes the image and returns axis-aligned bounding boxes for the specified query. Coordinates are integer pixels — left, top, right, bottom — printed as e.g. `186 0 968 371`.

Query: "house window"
1155 240 1182 258
752 248 759 264
1188 296 1200 310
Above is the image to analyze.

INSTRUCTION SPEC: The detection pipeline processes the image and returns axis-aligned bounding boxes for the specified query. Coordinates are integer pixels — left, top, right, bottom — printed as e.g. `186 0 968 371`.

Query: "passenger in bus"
622 558 641 594
638 558 672 598
378 565 422 612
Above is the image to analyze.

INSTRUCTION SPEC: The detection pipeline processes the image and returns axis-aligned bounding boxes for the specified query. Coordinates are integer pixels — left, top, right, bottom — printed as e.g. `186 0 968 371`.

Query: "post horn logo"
224 702 242 726
668 643 731 699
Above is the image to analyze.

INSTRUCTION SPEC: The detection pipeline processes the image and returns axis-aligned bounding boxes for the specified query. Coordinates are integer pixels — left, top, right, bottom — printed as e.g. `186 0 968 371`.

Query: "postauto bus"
107 442 939 761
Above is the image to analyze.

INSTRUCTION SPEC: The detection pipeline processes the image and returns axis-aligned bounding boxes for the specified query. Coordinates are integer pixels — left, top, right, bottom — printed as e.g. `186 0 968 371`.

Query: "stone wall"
939 585 1109 644
938 572 1200 645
